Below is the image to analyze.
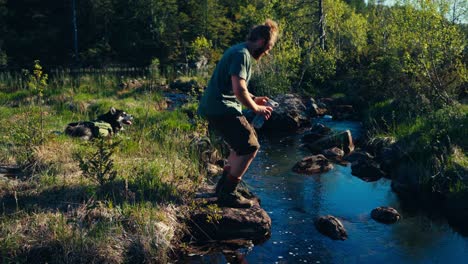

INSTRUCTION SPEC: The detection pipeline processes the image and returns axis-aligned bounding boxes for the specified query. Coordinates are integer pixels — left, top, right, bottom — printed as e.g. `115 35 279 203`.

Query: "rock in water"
261 94 310 132
351 158 385 182
292 155 333 174
315 215 348 240
322 147 345 161
189 205 271 242
371 207 401 224
305 130 355 154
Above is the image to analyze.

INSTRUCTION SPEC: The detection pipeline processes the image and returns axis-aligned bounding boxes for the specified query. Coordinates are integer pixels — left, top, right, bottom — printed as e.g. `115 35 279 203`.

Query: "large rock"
305 130 355 154
371 207 401 224
315 215 348 240
322 147 345 161
261 94 310 132
351 158 386 182
188 190 271 242
292 155 333 174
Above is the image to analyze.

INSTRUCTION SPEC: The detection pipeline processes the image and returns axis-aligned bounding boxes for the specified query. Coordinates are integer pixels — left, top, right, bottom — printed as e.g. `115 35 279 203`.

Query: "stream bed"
187 120 468 263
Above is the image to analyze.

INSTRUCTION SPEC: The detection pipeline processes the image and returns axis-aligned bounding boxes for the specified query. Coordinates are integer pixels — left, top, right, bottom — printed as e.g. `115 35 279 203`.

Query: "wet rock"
260 94 310 132
371 207 401 224
322 147 345 161
292 155 333 174
189 197 271 242
351 158 385 182
305 130 355 154
315 215 348 240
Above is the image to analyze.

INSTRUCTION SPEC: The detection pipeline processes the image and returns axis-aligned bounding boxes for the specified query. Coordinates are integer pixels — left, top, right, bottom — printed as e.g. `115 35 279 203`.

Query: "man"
198 19 279 208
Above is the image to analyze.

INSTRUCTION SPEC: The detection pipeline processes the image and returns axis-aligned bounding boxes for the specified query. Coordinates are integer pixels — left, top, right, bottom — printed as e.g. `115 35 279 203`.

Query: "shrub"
74 138 120 187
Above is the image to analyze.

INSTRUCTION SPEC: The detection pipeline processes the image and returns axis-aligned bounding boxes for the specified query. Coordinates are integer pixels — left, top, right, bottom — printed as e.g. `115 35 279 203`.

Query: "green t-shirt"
198 42 252 117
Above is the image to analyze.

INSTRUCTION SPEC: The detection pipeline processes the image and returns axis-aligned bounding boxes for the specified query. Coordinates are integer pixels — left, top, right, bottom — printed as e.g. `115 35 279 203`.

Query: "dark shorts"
208 115 260 155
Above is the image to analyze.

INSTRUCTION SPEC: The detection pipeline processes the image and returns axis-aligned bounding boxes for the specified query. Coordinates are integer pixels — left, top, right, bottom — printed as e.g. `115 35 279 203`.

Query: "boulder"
260 94 310 132
351 158 385 182
315 215 348 240
371 207 401 224
188 189 271 242
292 155 333 174
322 147 345 161
305 130 355 154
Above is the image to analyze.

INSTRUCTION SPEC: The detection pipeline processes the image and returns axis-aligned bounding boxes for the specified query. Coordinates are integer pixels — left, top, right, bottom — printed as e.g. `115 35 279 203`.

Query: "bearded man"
198 19 279 208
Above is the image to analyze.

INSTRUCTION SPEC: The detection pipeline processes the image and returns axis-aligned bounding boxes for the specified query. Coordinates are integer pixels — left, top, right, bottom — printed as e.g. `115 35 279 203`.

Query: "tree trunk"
319 0 325 50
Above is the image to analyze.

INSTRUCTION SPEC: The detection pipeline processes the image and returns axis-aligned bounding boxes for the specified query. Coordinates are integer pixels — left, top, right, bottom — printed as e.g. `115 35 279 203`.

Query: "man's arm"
232 75 272 118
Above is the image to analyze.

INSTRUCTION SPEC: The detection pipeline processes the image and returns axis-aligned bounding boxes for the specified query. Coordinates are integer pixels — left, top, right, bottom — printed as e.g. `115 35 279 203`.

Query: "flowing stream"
188 119 468 263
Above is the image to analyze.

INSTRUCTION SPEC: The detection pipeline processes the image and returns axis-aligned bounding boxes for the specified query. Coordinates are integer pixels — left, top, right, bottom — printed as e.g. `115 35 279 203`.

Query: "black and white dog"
65 107 133 140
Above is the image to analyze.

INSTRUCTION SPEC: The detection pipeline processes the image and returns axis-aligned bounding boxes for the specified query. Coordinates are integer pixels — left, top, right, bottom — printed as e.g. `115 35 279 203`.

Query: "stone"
188 200 271 242
322 147 345 161
305 130 355 154
351 158 385 182
371 207 401 224
315 215 348 240
292 154 333 174
206 163 223 177
260 94 310 132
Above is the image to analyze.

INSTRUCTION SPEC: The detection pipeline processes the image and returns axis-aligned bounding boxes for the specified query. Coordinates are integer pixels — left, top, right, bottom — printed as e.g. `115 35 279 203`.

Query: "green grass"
0 69 208 262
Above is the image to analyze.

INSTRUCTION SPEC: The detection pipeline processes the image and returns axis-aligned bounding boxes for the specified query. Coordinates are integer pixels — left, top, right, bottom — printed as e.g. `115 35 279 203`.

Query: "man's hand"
253 96 269 106
254 105 273 120
231 76 273 119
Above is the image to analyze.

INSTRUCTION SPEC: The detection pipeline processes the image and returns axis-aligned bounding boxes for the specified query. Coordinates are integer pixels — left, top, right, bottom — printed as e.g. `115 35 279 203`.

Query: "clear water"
188 120 468 264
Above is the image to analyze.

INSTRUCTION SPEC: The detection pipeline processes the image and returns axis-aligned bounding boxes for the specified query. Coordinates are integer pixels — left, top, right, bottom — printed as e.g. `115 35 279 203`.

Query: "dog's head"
98 107 134 133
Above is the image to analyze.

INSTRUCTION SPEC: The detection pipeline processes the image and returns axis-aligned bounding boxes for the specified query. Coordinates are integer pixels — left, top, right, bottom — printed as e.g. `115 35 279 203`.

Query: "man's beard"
251 44 269 60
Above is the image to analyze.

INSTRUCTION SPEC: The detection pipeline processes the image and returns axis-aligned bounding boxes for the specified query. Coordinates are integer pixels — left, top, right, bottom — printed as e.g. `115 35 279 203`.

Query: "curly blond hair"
247 19 279 45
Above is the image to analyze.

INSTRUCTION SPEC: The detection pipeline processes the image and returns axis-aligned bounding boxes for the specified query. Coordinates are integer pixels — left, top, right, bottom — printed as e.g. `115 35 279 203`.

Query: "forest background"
0 0 466 262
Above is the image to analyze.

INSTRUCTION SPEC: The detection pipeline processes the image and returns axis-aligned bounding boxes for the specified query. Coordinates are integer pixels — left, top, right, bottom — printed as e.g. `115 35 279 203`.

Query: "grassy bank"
0 68 208 262
365 100 468 198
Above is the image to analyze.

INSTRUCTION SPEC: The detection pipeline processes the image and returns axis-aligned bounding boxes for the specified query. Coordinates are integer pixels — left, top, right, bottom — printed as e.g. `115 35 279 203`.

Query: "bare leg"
227 149 258 182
